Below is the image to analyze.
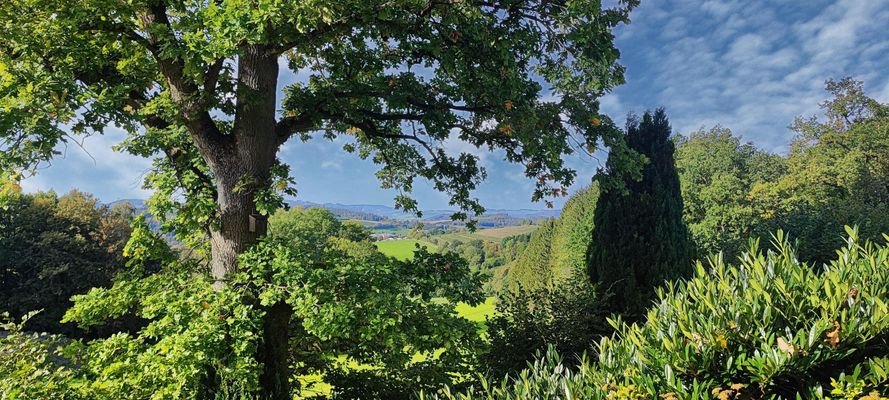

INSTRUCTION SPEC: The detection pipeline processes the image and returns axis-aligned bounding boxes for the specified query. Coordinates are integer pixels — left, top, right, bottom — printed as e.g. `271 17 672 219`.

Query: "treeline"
507 78 889 290
680 78 889 264
0 190 142 337
501 184 598 292
490 78 889 386
428 233 531 271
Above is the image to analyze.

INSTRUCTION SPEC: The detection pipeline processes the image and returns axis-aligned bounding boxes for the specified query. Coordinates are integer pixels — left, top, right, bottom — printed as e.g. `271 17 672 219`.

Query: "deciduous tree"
674 127 784 259
752 78 889 263
0 0 637 396
0 190 134 336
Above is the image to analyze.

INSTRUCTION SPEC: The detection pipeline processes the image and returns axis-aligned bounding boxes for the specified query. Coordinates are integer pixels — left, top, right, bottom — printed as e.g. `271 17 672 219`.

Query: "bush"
485 275 611 378
434 228 889 399
0 312 85 398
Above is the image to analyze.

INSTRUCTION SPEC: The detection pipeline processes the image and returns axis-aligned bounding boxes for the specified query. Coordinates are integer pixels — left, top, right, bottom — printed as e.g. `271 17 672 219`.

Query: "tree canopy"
673 78 889 265
0 0 638 228
753 78 889 263
0 1 639 396
674 127 785 260
0 190 135 336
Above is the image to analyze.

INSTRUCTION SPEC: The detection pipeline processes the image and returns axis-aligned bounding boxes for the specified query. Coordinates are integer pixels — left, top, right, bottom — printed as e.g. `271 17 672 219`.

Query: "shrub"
485 275 611 378
434 228 889 399
0 312 85 399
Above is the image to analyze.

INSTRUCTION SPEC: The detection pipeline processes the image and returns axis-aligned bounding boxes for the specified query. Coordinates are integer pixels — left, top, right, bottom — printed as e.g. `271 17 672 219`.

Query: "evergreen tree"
548 184 600 282
503 184 599 291
504 218 556 292
587 109 692 318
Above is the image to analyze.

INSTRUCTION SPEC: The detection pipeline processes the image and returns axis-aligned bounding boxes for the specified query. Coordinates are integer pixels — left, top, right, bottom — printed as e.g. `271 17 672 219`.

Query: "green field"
374 239 435 260
435 225 537 243
455 296 497 333
473 225 538 239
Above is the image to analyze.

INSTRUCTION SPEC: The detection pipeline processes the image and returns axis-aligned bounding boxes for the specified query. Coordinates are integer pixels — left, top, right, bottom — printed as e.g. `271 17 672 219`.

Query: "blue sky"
21 0 889 210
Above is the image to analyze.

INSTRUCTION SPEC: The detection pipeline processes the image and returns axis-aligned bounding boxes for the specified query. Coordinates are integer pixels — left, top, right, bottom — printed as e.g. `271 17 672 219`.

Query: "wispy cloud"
20 128 151 201
611 0 889 153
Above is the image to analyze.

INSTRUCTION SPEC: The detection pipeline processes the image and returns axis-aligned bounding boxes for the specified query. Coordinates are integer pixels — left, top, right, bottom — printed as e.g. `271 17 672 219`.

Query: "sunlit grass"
374 239 435 260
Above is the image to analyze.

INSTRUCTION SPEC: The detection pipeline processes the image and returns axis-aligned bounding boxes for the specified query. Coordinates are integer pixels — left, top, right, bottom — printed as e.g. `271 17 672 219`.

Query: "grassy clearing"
374 239 435 260
435 225 537 244
456 296 497 334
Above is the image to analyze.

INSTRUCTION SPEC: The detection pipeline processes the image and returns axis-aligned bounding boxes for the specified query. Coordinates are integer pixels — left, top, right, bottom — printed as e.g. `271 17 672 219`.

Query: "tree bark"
199 45 293 400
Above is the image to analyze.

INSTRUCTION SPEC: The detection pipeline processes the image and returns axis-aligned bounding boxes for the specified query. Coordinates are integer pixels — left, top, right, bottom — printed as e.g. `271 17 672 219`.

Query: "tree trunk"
201 45 292 400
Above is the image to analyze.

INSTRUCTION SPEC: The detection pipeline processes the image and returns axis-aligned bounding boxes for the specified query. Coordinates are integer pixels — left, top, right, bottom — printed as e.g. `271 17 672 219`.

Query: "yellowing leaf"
777 337 795 356
825 321 840 348
716 334 728 349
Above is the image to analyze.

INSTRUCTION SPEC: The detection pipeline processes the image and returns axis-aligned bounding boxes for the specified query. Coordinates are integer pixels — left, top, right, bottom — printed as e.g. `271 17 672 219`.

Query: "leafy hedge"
433 228 889 399
503 184 599 292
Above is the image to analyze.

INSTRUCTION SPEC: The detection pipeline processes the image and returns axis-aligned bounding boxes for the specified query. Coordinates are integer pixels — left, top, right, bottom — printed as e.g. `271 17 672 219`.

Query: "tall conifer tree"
587 109 691 318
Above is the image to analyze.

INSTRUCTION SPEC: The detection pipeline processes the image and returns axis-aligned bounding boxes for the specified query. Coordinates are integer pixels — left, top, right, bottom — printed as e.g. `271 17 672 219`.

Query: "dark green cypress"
587 109 692 318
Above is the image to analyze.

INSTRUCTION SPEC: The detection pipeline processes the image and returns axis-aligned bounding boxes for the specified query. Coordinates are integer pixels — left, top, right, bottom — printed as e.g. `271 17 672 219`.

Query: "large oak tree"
0 0 637 396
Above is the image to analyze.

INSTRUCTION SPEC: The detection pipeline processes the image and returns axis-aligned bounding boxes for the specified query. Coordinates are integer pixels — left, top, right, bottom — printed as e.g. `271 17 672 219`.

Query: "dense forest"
1 0 888 399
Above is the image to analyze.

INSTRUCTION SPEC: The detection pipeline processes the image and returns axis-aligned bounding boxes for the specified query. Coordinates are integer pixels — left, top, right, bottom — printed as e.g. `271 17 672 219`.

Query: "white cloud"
442 130 492 168
320 160 343 171
608 0 889 153
20 128 152 201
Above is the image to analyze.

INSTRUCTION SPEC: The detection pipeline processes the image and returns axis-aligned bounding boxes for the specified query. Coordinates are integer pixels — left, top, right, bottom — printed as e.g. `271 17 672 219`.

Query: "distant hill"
422 208 559 220
109 198 560 227
110 198 147 212
288 200 392 221
288 200 560 222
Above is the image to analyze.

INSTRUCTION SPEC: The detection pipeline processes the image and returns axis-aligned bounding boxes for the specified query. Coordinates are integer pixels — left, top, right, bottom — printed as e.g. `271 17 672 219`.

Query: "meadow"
374 239 435 260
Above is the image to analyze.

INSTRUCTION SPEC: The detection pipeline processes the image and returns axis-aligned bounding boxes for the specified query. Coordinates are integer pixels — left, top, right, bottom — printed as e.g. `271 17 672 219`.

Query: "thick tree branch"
202 58 226 102
138 2 226 147
275 113 316 144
